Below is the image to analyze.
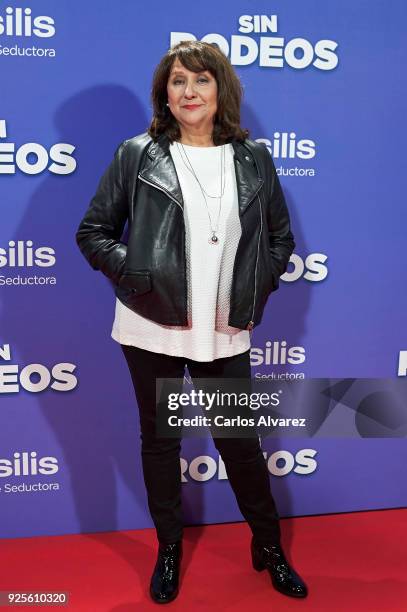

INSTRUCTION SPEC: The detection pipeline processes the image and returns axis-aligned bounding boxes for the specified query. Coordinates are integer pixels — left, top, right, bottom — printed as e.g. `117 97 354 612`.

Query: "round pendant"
209 234 219 244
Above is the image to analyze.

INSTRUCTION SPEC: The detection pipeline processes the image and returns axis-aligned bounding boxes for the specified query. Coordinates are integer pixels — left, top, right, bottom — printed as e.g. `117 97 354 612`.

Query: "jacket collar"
138 132 263 216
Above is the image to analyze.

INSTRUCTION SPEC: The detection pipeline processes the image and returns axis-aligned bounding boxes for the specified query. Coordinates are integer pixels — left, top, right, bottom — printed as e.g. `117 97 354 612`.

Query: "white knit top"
110 141 251 362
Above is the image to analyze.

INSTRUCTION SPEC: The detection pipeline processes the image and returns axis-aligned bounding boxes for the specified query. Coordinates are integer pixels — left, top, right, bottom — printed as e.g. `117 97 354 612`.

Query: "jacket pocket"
118 269 151 295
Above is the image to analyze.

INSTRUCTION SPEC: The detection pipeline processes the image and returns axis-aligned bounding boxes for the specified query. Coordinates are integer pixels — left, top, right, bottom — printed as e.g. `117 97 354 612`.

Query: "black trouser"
120 344 281 545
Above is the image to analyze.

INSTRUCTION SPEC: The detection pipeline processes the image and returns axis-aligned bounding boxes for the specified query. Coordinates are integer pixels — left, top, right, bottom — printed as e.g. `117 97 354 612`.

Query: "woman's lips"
182 104 202 110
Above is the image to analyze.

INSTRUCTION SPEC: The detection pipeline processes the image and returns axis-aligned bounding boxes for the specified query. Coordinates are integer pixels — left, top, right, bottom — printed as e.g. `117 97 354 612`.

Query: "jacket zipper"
137 173 188 322
137 173 183 211
242 143 264 333
247 193 263 333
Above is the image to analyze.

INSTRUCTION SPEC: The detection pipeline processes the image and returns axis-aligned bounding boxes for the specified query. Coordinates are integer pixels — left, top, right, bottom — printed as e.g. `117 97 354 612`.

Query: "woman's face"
167 58 218 133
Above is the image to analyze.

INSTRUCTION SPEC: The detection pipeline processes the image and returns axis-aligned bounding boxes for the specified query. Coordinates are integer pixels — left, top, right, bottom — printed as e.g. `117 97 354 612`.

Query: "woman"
76 40 307 603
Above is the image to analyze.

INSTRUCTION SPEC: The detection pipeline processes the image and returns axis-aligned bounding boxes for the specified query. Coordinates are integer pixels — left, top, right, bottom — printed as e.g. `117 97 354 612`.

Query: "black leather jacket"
76 131 295 331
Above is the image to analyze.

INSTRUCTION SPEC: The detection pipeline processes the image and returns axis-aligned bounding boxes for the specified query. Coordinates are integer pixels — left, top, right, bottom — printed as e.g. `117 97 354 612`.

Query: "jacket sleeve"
259 143 295 285
75 140 129 286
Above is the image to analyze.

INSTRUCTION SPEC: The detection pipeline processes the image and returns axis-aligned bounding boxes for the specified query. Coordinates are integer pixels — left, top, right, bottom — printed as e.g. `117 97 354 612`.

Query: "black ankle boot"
251 538 308 598
149 540 183 604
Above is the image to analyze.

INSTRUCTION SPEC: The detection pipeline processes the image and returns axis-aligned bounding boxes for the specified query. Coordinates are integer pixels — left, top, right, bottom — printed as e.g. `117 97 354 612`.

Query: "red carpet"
1 509 406 611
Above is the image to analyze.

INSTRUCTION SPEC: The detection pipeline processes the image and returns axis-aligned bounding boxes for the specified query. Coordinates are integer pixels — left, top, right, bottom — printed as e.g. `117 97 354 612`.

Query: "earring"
166 103 169 106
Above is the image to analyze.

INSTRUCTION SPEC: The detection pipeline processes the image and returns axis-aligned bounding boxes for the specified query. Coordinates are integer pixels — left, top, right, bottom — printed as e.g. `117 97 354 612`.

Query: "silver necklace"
177 141 226 245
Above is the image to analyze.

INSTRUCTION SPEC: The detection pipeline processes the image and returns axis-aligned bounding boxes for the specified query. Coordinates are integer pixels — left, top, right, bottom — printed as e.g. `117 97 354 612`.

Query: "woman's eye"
172 77 209 85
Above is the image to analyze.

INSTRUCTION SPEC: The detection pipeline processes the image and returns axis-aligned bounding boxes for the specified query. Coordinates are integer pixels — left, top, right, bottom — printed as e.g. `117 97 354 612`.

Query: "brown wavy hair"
147 40 249 145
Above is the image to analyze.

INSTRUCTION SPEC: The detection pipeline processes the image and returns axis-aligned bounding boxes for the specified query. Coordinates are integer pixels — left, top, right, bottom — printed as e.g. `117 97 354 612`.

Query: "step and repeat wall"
1 1 406 538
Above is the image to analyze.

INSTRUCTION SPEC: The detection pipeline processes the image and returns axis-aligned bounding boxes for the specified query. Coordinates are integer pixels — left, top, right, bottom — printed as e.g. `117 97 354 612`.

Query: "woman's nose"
184 81 197 98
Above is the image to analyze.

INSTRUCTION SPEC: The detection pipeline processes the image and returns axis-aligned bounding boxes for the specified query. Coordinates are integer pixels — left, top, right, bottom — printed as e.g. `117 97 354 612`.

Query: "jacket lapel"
232 141 264 215
138 133 263 215
138 133 184 207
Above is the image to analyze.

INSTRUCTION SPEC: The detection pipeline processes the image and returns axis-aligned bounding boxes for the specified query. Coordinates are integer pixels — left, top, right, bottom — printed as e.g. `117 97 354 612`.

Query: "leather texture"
251 537 308 598
76 131 295 330
149 540 182 604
